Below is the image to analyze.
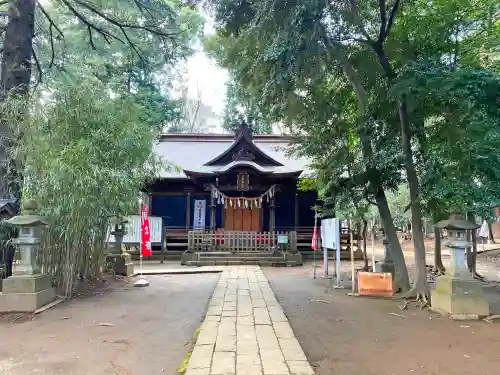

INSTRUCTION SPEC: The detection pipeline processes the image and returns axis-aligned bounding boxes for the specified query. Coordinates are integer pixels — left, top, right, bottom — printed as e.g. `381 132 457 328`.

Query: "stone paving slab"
134 265 225 275
186 266 315 375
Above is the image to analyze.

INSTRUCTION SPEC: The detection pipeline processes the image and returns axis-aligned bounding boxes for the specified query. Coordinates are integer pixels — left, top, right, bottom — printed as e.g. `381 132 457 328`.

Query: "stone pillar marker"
0 199 56 312
106 218 134 276
431 218 489 319
374 228 395 278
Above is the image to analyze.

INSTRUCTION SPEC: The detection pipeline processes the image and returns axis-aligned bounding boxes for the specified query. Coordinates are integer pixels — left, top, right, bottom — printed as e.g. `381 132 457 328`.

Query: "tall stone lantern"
106 218 134 276
0 200 56 312
431 218 489 319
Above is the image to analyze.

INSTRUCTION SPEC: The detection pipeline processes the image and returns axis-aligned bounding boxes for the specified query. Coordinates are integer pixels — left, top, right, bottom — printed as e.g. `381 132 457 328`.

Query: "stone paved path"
186 266 314 375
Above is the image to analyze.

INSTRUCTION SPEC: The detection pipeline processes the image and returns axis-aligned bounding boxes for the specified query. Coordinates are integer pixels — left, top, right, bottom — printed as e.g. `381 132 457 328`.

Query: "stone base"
431 275 489 318
181 250 198 265
379 261 395 280
106 254 135 276
284 251 303 267
0 274 56 312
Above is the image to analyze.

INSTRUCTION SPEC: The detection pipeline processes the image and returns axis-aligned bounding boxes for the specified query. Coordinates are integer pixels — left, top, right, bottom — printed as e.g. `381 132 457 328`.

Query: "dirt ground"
264 263 500 375
0 274 219 375
2 246 500 375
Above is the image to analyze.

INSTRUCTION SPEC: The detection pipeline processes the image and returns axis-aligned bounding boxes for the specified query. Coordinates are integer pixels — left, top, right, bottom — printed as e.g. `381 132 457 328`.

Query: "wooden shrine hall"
144 121 322 265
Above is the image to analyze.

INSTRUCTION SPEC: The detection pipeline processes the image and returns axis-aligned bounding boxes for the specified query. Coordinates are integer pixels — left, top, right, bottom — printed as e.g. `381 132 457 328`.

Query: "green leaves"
8 79 162 295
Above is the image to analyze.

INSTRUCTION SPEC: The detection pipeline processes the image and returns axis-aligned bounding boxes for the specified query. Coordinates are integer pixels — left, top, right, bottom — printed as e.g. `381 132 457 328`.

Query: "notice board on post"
320 218 340 250
321 218 341 282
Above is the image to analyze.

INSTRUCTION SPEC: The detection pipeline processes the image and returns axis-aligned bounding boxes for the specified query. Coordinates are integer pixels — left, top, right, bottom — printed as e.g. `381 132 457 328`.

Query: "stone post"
431 218 489 319
106 219 134 276
0 200 56 312
379 237 395 279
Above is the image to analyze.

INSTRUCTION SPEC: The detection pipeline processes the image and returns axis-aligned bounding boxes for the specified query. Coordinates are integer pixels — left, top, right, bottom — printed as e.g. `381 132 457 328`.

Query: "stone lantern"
431 217 489 319
106 218 134 276
0 200 56 312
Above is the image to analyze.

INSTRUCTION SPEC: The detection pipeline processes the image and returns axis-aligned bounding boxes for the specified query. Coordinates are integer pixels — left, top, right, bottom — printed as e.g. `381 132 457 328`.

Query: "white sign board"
193 199 206 230
107 215 162 245
321 218 341 285
278 235 288 244
321 218 340 250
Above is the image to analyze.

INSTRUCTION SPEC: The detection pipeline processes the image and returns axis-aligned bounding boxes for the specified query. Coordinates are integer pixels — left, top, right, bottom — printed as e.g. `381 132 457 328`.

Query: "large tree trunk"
0 0 35 280
0 0 35 199
337 52 410 292
374 46 428 300
469 230 484 280
433 226 445 275
374 185 411 292
398 99 428 300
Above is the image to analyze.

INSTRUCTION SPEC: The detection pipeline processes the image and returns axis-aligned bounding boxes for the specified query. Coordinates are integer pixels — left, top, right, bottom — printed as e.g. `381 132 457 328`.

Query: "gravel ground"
0 274 219 375
264 262 500 375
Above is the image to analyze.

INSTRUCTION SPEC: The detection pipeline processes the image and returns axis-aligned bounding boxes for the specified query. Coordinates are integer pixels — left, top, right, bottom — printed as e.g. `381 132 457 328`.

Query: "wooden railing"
187 230 297 253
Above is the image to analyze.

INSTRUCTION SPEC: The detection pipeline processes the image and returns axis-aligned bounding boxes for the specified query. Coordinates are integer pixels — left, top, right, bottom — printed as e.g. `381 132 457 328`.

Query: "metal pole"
134 197 149 287
323 246 328 278
334 218 342 288
370 220 376 271
313 210 317 279
350 218 355 295
139 198 143 276
313 248 317 279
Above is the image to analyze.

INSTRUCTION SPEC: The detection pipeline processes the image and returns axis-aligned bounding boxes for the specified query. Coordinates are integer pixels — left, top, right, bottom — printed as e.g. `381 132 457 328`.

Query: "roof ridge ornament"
234 120 253 140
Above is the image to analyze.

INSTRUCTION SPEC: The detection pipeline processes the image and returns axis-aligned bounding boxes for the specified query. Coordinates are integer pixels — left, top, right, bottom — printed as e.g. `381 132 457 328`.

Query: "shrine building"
146 122 319 261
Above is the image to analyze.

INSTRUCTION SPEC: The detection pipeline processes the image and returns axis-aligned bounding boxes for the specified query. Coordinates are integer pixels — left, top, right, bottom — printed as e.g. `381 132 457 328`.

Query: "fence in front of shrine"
187 230 297 253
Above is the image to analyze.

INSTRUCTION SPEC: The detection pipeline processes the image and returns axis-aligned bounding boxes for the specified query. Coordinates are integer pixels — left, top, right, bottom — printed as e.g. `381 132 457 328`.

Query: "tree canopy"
205 0 500 297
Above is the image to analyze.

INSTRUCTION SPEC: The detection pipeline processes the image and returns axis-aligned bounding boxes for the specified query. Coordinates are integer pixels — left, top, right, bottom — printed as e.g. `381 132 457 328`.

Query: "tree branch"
385 0 401 41
345 0 375 44
60 0 124 48
132 0 156 20
73 0 182 39
378 0 387 42
32 47 43 87
363 186 378 206
36 1 65 39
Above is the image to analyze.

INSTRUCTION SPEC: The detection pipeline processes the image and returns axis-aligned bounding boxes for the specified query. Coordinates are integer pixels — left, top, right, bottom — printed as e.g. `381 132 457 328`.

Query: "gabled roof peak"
203 128 284 167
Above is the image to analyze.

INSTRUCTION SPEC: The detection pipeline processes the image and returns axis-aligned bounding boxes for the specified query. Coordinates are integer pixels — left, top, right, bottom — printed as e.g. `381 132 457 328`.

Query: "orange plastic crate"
357 271 394 297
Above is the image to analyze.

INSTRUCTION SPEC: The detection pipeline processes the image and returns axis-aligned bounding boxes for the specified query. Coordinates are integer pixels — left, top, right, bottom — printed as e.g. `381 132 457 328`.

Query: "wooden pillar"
270 195 276 232
186 192 191 230
294 191 299 229
210 196 216 231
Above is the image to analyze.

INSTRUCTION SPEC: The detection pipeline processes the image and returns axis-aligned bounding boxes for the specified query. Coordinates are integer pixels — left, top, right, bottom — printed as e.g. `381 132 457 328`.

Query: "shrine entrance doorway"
224 206 261 232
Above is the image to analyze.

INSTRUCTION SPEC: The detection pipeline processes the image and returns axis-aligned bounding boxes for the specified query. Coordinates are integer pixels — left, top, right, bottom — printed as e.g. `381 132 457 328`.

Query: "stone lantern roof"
3 200 48 227
435 219 480 231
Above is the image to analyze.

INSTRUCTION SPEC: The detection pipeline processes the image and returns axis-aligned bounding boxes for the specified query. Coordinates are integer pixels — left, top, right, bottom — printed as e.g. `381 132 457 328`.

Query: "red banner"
311 225 318 250
141 204 152 257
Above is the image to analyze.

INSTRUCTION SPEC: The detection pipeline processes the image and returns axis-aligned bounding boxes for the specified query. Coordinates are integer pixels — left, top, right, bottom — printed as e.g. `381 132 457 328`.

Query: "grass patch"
176 327 202 375
176 351 192 375
194 327 201 338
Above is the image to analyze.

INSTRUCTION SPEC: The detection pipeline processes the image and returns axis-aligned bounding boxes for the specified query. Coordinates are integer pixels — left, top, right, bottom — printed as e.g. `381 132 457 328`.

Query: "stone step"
186 261 288 267
197 252 277 258
197 257 284 263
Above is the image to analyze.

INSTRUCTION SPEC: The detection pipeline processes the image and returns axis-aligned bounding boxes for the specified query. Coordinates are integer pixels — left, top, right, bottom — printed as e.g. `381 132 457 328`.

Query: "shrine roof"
154 133 312 179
